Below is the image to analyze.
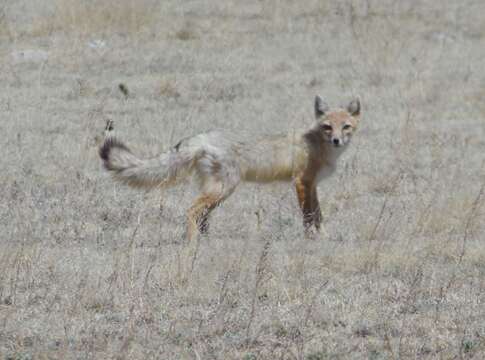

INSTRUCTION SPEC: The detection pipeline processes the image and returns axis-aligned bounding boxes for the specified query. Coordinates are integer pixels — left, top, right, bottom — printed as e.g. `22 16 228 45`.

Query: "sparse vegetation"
174 25 198 41
157 78 180 99
35 0 161 36
1 0 485 359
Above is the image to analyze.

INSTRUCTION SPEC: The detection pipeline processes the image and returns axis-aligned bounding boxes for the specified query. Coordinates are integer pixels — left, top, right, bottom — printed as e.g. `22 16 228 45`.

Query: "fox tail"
99 136 200 189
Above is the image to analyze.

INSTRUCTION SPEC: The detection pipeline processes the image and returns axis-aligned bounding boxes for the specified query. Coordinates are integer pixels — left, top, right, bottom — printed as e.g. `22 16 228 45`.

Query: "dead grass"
29 0 162 37
0 8 12 39
174 24 198 41
157 78 180 99
1 0 485 358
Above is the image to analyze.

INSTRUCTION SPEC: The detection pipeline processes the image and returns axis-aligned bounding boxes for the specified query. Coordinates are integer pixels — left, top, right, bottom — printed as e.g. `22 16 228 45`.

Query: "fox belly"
242 161 294 182
239 146 308 183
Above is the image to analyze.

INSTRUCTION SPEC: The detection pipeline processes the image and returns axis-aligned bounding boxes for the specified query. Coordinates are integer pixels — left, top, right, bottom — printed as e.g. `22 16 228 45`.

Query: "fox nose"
332 138 340 146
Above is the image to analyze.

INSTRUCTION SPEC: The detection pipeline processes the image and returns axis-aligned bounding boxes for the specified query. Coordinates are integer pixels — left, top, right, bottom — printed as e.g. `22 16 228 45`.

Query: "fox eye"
342 124 352 130
322 124 332 132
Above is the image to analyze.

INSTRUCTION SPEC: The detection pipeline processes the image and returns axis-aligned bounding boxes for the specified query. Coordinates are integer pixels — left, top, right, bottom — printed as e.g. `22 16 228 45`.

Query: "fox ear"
347 98 361 116
314 95 329 118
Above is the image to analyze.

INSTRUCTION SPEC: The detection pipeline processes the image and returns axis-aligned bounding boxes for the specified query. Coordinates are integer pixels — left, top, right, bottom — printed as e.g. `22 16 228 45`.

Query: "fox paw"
304 225 328 240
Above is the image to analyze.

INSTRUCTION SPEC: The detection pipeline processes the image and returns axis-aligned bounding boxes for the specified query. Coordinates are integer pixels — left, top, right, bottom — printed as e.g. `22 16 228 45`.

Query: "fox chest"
316 163 336 182
306 146 346 182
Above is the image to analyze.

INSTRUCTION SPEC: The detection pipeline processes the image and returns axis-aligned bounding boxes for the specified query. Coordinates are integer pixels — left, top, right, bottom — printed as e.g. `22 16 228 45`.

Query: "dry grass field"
1 0 485 359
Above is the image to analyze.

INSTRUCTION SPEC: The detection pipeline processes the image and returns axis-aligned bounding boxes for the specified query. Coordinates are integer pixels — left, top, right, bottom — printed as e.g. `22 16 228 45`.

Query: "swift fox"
99 96 361 239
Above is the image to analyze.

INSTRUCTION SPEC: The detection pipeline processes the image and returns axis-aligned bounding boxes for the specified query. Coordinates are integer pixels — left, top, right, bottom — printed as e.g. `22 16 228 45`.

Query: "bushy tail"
99 136 200 189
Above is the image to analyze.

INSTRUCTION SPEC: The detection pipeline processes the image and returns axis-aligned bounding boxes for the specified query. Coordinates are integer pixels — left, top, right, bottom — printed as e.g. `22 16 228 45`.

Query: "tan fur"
99 96 361 240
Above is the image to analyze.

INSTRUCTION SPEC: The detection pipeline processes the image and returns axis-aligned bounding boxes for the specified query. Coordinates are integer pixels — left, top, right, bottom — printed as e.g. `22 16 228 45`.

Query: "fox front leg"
295 177 321 232
310 186 322 230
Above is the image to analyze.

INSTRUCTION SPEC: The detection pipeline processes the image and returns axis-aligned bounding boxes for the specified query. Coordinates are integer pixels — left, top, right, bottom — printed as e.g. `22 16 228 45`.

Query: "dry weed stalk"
365 171 402 273
294 281 329 360
245 240 271 345
434 177 485 325
458 180 484 263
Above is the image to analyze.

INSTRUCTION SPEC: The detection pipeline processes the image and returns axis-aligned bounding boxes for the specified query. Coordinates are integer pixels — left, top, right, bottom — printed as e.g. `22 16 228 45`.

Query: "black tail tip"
99 137 114 162
99 137 129 162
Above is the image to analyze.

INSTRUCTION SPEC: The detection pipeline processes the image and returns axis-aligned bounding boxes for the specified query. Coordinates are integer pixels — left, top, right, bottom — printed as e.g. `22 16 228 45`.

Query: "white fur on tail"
99 137 200 189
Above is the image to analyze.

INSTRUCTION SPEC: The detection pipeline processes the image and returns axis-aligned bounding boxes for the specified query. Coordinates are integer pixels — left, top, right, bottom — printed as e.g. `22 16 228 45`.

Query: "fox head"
314 96 361 147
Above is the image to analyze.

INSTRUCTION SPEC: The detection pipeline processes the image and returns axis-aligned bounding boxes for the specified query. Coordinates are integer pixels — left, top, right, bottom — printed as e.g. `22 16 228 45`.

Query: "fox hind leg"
198 211 211 234
183 173 238 278
183 192 222 279
188 158 241 239
186 193 222 241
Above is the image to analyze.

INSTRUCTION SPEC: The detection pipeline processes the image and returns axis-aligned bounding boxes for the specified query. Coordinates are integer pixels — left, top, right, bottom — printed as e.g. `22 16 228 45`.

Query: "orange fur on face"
318 110 359 146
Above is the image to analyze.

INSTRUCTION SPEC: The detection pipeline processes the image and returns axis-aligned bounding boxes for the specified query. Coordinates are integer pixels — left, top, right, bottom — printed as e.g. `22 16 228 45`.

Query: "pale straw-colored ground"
1 1 485 358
